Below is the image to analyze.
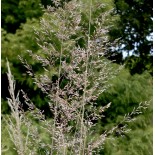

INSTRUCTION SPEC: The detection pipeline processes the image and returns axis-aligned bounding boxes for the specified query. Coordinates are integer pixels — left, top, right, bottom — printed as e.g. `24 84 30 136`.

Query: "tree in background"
2 0 43 33
2 0 72 33
108 0 153 75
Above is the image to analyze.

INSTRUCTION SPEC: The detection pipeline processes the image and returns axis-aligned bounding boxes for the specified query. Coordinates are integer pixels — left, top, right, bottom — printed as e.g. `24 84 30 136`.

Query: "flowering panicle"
4 0 149 154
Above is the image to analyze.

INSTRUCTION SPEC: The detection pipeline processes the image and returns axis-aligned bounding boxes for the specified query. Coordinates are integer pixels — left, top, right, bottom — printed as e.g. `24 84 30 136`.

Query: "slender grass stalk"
80 0 92 154
51 38 64 154
6 60 25 155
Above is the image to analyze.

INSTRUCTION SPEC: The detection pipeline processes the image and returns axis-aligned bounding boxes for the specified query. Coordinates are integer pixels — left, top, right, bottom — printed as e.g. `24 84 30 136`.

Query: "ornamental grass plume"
4 0 149 154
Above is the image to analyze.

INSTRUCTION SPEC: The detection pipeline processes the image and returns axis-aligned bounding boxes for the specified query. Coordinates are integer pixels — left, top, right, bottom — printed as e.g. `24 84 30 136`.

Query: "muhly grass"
2 0 150 154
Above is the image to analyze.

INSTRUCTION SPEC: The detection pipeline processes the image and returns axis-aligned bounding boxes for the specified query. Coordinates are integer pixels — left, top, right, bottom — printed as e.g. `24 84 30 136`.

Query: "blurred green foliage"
97 69 152 154
108 0 153 75
124 55 153 75
2 0 43 33
98 69 152 124
103 126 152 155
